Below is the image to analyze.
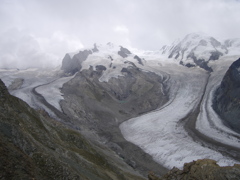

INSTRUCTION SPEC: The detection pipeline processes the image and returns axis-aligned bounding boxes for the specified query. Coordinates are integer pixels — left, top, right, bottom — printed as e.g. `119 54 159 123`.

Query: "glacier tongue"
120 61 240 169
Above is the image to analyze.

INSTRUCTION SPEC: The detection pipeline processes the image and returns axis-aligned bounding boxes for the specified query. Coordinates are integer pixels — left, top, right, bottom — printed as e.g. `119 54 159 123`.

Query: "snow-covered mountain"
61 43 149 82
61 33 240 75
224 38 240 55
159 33 240 71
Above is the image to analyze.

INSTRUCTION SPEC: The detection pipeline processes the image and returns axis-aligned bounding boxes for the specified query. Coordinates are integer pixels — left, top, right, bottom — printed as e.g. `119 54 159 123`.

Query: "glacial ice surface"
120 59 240 169
35 75 75 111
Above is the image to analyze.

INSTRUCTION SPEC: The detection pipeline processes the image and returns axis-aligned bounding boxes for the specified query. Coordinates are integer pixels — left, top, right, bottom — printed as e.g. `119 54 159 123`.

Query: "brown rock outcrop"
149 159 240 180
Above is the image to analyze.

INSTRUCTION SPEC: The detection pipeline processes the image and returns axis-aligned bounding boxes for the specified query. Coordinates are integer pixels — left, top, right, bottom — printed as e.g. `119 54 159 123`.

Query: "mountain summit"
61 43 146 82
61 33 240 74
159 33 240 71
164 33 226 71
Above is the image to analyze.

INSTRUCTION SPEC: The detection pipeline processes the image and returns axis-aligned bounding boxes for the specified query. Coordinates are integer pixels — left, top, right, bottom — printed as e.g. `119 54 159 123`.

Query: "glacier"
1 34 240 172
120 56 240 169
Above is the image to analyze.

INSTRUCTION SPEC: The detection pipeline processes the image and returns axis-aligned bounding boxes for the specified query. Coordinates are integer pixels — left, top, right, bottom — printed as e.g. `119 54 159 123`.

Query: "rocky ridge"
148 159 240 180
61 34 240 74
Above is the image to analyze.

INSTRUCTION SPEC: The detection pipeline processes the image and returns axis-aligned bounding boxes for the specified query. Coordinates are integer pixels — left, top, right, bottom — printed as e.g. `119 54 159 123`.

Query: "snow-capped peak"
223 38 240 56
61 42 145 81
164 33 228 71
178 33 222 51
62 33 240 76
224 38 240 48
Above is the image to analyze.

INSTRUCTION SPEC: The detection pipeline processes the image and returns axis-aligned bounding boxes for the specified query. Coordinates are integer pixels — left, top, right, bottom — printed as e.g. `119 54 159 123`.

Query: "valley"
1 33 240 179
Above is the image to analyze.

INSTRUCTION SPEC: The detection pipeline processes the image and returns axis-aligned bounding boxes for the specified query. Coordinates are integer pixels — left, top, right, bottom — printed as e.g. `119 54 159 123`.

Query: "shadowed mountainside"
213 58 240 133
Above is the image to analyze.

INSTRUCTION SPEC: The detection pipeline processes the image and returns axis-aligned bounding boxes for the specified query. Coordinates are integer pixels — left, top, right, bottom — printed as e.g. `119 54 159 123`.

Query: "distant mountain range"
61 33 240 74
162 33 240 71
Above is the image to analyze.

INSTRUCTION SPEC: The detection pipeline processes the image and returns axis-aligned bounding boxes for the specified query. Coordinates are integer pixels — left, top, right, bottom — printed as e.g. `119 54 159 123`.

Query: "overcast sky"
1 0 240 68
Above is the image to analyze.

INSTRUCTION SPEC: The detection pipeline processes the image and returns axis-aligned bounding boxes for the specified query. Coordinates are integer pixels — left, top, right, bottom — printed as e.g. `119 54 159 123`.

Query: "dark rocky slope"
0 79 145 180
61 44 99 75
60 66 169 175
213 58 240 132
61 49 93 75
148 159 240 180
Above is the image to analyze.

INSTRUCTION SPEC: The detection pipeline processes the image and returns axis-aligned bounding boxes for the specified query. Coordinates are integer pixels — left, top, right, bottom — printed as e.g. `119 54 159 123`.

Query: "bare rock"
213 58 240 132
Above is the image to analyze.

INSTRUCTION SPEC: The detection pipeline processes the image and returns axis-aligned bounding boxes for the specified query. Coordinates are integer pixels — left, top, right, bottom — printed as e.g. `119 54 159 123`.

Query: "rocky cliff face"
0 79 145 179
61 49 93 75
213 58 240 133
148 159 240 180
118 46 132 58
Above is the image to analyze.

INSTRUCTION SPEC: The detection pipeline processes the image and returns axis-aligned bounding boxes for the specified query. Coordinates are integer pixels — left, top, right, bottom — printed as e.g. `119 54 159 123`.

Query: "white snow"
80 43 149 82
167 33 227 65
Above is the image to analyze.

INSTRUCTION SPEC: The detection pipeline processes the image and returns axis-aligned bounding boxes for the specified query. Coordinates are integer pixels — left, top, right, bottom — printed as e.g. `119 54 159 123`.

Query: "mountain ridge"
61 33 240 74
159 33 240 71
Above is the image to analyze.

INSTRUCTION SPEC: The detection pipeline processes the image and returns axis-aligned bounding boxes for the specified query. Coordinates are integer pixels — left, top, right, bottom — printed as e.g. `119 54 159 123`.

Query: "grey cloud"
0 0 240 68
0 28 83 69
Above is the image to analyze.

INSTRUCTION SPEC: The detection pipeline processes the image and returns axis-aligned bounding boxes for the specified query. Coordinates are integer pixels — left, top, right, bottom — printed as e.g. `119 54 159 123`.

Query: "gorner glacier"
1 33 240 174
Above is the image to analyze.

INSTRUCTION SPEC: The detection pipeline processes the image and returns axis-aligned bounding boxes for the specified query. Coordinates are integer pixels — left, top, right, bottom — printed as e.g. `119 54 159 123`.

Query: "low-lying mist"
0 28 83 69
